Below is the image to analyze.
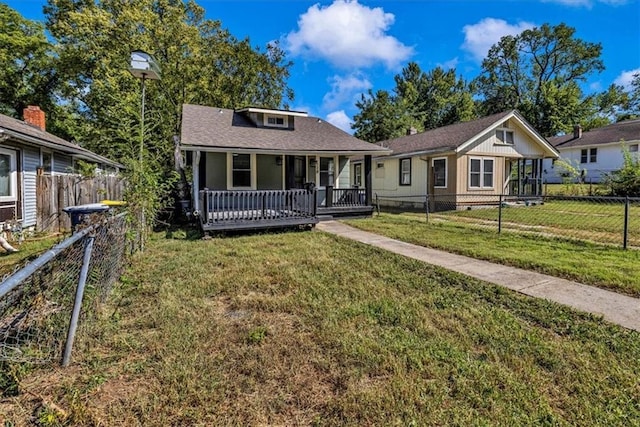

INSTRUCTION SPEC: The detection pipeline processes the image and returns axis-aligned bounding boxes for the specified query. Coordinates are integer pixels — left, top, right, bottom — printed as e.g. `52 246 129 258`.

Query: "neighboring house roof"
371 109 558 159
549 119 640 149
180 104 391 155
0 113 121 168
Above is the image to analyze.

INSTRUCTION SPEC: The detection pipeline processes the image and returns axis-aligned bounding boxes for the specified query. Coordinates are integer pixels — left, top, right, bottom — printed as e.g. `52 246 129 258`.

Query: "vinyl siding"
22 146 40 227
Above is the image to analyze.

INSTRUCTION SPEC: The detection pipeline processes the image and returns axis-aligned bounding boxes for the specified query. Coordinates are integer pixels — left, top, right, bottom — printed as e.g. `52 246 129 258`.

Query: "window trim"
399 158 411 186
589 147 597 163
468 156 495 190
264 114 287 128
231 153 252 189
0 148 17 202
354 163 362 187
495 128 514 145
432 157 447 188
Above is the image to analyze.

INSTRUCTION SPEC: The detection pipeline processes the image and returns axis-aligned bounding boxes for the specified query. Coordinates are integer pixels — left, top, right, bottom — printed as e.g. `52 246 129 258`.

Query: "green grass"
432 199 640 248
2 229 639 425
0 233 65 279
347 212 640 296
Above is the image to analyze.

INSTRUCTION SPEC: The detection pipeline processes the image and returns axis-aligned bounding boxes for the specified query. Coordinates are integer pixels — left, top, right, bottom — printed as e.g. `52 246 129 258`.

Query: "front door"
285 155 307 189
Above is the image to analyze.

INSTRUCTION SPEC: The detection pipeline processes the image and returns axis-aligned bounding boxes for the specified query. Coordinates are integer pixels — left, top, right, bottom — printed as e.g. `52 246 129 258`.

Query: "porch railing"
325 187 367 208
199 189 317 227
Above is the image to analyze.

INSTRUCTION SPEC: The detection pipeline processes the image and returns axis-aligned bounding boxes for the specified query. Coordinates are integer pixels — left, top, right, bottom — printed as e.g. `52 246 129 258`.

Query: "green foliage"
475 23 605 136
352 63 476 143
552 158 586 194
604 144 640 196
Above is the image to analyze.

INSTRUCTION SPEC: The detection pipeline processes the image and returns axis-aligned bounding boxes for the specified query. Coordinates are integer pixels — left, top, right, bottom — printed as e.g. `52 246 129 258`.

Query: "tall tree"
475 23 604 136
352 62 476 143
0 4 68 134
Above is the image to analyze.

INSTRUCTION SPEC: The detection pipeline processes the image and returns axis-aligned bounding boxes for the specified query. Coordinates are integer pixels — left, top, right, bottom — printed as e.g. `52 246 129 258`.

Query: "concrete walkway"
316 221 640 332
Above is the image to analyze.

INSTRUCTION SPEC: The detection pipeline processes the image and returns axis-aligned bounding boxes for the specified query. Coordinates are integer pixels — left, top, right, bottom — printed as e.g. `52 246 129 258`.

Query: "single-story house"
179 104 390 231
543 119 640 184
352 109 559 211
0 106 121 230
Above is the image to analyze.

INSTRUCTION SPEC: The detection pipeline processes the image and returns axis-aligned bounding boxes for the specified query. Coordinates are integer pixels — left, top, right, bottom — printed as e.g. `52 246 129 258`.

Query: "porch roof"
180 104 390 156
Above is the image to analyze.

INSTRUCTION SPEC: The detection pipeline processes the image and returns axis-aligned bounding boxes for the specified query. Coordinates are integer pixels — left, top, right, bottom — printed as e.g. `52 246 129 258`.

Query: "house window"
41 151 52 174
582 148 597 163
232 153 251 187
496 129 514 144
319 157 334 187
399 158 411 185
0 149 16 201
264 115 287 128
376 162 384 168
469 157 494 189
432 157 447 188
354 163 362 187
630 144 639 153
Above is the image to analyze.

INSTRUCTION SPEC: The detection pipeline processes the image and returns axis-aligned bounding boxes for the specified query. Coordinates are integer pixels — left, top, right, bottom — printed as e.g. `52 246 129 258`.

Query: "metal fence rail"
0 213 128 366
375 194 640 250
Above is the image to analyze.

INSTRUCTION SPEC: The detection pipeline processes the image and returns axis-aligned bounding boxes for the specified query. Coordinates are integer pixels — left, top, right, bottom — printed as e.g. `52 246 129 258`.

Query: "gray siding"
22 146 40 227
338 156 350 188
205 152 226 190
53 153 73 174
257 154 283 190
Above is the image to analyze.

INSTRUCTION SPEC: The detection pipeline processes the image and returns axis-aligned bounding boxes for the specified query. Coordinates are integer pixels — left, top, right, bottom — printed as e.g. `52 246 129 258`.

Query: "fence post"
425 193 430 223
375 194 380 216
62 233 95 367
498 194 503 234
623 196 630 250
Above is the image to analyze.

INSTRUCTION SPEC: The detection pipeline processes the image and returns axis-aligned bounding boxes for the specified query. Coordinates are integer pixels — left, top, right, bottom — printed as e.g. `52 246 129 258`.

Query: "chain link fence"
0 212 129 367
375 194 640 249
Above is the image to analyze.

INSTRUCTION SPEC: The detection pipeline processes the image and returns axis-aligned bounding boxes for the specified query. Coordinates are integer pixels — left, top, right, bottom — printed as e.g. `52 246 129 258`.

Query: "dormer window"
264 114 287 128
496 129 514 144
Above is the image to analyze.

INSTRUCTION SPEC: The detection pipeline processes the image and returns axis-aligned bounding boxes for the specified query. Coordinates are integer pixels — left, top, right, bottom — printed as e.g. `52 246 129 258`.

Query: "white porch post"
193 150 201 213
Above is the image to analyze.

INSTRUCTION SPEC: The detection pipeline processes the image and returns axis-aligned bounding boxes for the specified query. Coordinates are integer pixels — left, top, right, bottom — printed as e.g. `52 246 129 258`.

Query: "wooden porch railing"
199 189 317 230
325 187 367 208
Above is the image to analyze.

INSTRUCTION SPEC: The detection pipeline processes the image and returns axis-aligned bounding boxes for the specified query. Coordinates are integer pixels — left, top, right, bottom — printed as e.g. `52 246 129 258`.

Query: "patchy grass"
347 213 640 297
2 229 639 425
0 233 65 279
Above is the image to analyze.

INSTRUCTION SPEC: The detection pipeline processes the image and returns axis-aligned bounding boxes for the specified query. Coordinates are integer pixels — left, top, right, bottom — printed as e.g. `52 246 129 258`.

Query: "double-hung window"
399 158 411 185
432 158 447 188
0 148 17 201
232 153 251 187
469 157 494 189
354 163 362 187
581 148 597 163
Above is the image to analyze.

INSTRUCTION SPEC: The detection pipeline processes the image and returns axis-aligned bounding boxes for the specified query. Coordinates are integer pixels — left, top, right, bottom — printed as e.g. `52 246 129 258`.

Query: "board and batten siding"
455 155 506 195
22 146 40 227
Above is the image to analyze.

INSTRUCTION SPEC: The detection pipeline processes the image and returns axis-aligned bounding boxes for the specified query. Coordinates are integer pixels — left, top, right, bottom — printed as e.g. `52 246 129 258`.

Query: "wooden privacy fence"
37 175 125 232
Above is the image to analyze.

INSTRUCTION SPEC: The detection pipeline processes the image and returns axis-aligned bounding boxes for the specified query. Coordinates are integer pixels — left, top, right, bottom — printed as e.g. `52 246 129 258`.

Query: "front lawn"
2 229 638 425
347 212 640 297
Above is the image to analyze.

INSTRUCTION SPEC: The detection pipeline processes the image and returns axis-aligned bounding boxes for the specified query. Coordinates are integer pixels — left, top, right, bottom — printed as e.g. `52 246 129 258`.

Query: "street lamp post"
128 50 161 251
128 50 161 162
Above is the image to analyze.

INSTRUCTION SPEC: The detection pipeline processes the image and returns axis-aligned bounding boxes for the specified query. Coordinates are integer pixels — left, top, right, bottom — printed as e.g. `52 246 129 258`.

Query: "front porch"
199 187 372 232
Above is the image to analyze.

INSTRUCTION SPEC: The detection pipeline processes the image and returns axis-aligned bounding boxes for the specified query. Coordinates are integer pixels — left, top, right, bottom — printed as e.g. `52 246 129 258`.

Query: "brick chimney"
23 105 46 131
407 126 417 136
573 124 582 139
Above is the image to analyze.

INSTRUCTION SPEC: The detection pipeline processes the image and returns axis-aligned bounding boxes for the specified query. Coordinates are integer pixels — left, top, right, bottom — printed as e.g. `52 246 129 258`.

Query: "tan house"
352 110 559 211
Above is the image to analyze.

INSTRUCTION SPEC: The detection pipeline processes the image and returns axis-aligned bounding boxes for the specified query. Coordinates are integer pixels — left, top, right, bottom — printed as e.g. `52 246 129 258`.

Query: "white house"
543 119 640 184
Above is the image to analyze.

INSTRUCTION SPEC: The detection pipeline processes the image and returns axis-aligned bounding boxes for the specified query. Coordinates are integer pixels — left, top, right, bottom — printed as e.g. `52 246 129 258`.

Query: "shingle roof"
0 113 120 167
376 110 516 157
180 104 390 154
549 119 640 148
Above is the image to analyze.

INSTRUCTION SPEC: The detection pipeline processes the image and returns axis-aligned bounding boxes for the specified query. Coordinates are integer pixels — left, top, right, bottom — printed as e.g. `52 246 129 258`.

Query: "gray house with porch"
179 104 390 231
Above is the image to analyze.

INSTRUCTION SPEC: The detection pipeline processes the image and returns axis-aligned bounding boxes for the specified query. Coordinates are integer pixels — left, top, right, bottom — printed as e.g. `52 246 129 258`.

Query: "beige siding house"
352 110 559 210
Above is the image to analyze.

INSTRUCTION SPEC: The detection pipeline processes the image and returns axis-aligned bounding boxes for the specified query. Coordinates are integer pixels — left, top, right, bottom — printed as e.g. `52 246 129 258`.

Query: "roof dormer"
236 107 308 130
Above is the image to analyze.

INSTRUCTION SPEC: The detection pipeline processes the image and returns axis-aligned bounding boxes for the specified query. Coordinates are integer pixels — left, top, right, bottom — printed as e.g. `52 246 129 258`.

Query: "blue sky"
6 0 640 132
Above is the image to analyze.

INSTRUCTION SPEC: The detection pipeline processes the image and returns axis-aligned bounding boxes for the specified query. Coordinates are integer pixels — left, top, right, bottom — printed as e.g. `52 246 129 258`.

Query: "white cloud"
461 18 535 62
541 0 628 7
285 0 413 69
438 57 459 70
322 73 372 111
614 68 640 90
326 110 353 133
589 81 603 92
